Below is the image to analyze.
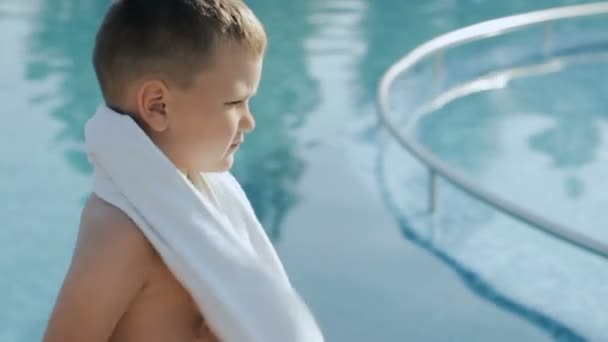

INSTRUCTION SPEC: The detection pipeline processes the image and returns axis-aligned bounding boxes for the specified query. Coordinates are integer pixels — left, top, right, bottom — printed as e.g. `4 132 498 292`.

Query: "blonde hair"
93 0 267 104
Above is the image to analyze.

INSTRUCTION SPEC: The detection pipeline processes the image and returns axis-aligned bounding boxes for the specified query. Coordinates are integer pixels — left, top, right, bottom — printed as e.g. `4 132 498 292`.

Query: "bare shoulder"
79 193 157 261
43 194 159 341
82 193 141 235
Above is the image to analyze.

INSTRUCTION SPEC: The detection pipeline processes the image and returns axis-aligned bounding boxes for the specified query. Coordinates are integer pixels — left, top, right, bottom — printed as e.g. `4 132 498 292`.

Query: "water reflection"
417 94 503 174
523 66 608 198
26 0 105 174
395 17 608 200
354 0 578 107
362 0 602 171
234 0 320 241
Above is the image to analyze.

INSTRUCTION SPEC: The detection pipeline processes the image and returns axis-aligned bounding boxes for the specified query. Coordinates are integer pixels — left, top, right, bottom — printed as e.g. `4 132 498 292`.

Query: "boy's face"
147 41 262 174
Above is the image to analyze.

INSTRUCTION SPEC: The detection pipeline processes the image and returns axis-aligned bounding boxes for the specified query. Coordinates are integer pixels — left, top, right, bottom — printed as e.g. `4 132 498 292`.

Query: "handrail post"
433 50 444 84
429 169 437 214
544 22 553 57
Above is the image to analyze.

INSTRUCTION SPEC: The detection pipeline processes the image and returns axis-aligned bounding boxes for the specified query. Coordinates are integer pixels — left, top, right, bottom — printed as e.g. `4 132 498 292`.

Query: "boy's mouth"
229 140 243 150
230 138 244 147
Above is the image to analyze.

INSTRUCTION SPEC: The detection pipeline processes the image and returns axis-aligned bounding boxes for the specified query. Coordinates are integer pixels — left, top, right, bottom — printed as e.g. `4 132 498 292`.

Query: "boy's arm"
43 198 155 341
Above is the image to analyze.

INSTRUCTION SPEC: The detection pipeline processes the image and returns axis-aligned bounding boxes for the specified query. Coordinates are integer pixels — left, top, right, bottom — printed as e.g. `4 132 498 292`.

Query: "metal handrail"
377 2 608 260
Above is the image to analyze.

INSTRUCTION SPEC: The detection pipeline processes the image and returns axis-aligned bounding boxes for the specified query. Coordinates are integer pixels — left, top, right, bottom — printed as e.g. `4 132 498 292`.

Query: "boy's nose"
240 110 255 133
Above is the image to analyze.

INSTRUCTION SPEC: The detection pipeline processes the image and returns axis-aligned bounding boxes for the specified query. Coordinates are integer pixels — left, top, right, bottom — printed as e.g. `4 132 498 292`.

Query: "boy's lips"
229 140 243 149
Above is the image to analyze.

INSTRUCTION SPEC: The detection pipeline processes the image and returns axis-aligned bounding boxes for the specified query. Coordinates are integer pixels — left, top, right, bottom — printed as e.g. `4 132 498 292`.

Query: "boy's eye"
227 100 244 106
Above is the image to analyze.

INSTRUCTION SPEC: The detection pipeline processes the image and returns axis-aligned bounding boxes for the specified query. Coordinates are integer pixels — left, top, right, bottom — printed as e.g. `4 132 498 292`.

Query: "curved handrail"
377 2 608 260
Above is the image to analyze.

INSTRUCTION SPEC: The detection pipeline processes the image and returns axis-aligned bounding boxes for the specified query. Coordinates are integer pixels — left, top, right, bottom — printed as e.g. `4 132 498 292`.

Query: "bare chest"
110 257 219 342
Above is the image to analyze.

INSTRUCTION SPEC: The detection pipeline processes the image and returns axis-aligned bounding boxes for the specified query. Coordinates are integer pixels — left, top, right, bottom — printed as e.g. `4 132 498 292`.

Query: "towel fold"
84 104 324 342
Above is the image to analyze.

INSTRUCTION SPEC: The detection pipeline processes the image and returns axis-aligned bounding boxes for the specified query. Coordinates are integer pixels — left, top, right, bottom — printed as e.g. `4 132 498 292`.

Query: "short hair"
93 0 267 104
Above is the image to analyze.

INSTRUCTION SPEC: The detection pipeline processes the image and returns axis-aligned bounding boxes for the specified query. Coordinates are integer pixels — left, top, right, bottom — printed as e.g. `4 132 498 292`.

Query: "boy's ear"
137 80 169 132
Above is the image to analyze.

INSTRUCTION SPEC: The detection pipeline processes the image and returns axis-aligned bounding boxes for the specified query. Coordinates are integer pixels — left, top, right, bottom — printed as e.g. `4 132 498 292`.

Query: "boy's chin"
193 153 235 173
206 155 234 173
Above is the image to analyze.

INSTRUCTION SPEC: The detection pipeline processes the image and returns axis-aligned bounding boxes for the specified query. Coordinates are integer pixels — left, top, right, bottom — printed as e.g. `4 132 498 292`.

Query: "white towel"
84 104 324 342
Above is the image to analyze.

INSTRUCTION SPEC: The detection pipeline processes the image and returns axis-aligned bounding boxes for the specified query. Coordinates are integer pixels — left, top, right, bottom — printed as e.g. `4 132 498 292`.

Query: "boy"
43 1 318 341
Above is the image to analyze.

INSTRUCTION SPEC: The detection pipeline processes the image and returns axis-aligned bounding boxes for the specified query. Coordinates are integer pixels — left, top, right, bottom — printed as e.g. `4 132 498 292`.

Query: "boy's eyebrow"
241 90 257 100
232 87 258 100
228 91 257 102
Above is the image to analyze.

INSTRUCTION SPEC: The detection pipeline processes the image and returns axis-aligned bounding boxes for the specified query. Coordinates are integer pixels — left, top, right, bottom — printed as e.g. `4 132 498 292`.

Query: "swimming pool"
0 0 602 341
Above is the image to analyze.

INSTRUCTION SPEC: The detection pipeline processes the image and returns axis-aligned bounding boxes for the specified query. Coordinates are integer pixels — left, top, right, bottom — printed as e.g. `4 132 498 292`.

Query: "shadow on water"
373 140 586 341
25 0 321 241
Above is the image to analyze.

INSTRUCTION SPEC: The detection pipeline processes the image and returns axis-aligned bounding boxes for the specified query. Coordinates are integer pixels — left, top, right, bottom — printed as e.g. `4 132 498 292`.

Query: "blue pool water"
0 0 603 341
